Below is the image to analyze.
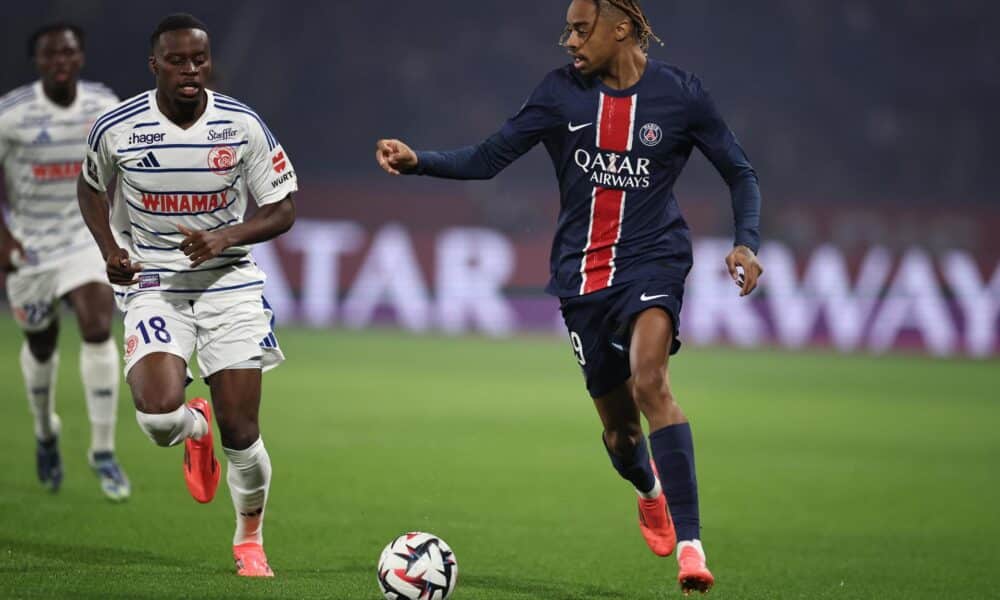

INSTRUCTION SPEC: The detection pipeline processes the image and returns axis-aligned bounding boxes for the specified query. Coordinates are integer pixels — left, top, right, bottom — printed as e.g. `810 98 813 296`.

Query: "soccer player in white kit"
76 14 297 577
0 23 130 501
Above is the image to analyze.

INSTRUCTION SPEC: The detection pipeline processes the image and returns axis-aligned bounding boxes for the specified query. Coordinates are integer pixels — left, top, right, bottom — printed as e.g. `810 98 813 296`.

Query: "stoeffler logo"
128 132 165 145
207 128 239 142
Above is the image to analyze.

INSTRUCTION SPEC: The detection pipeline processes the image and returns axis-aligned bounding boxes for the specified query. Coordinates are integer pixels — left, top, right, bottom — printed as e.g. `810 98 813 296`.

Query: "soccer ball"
377 532 458 600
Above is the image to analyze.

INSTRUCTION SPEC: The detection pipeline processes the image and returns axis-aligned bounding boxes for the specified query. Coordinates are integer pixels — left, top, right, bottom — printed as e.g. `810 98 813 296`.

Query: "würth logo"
272 151 287 173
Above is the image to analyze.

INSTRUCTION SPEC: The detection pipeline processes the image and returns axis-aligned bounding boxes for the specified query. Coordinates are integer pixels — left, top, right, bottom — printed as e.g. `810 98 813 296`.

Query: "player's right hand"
0 234 25 273
375 139 418 175
106 247 143 286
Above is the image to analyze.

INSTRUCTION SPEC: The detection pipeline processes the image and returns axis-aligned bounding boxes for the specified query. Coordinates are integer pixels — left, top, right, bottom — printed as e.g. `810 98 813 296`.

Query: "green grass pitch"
0 317 996 599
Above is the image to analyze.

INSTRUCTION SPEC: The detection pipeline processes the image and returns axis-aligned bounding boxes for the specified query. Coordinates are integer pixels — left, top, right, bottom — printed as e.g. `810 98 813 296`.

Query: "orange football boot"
234 542 274 577
183 398 220 503
638 491 677 556
677 542 715 595
638 459 676 556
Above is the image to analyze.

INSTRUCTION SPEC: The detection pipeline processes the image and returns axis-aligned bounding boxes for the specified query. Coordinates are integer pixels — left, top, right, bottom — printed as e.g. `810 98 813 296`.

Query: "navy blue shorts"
559 275 686 399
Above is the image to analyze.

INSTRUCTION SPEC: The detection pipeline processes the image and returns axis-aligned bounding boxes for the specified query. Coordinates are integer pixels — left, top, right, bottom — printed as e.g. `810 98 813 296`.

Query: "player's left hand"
178 225 232 268
725 245 764 297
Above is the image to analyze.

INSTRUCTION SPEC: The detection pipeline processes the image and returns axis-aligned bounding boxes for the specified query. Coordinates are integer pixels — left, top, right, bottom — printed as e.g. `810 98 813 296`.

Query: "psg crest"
639 123 662 147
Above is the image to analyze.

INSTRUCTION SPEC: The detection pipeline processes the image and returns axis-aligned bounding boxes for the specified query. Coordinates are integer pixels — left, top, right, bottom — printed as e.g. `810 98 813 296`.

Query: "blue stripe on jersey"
214 105 276 150
0 84 34 106
214 98 276 150
17 194 75 202
128 217 239 237
206 218 240 231
142 260 253 275
20 225 66 236
141 259 251 274
15 119 92 130
87 95 148 145
121 175 240 196
0 91 36 117
117 141 248 153
115 280 265 297
25 239 93 255
206 120 233 125
16 208 66 220
28 139 85 148
134 242 180 251
132 121 161 129
120 164 238 173
90 105 151 150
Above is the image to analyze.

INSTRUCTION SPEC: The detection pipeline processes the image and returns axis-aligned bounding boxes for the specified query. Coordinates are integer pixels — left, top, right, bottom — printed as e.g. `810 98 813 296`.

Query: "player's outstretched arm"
76 174 142 285
179 195 295 268
375 132 524 181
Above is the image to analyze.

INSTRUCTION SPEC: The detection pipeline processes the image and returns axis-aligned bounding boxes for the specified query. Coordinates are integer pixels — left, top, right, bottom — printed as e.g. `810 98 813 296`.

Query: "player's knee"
217 423 259 451
26 337 57 362
131 382 185 419
135 407 188 447
605 426 644 457
631 367 668 403
78 318 112 344
214 411 259 451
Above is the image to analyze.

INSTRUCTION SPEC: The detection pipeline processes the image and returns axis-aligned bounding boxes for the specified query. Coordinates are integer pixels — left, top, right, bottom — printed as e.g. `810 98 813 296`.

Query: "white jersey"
82 89 298 300
0 80 118 271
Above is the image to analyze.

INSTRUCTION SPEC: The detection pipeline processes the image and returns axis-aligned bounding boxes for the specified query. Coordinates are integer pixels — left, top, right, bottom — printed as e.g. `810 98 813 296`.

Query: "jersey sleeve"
241 115 297 206
82 123 116 192
413 73 562 179
686 75 762 253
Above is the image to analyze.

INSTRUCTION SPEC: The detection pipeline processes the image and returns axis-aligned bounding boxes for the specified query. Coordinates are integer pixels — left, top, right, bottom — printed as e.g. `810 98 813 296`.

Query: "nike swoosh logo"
640 293 671 302
568 122 593 132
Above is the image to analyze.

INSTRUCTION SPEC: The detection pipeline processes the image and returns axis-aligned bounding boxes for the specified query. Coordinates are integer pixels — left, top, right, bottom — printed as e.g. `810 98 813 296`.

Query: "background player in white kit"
76 14 297 577
0 23 130 501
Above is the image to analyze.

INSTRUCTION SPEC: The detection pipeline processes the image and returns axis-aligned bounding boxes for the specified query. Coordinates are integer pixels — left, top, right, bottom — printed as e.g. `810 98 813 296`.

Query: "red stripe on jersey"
595 93 636 152
580 187 627 294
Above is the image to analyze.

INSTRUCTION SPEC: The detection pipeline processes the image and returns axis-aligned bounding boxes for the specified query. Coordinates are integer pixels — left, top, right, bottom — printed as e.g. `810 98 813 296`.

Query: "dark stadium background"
2 1 997 356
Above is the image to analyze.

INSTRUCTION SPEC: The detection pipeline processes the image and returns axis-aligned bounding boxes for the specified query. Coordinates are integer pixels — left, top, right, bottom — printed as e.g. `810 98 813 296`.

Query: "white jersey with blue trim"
82 89 298 299
0 80 118 270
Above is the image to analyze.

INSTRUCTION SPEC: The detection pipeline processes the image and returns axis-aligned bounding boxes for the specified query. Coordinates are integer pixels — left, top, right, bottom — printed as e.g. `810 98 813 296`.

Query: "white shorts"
5 243 108 332
122 291 284 380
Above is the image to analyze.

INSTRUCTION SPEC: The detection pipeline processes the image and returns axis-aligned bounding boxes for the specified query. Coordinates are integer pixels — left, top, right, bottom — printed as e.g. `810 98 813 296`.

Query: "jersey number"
136 316 172 344
569 331 586 366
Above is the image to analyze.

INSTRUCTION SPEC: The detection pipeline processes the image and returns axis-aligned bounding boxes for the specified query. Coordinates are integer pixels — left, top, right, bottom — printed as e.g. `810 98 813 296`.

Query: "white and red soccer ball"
377 532 458 600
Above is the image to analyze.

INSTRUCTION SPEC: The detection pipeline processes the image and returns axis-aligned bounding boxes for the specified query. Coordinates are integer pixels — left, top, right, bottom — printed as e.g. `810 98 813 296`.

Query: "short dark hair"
150 13 209 50
28 23 85 58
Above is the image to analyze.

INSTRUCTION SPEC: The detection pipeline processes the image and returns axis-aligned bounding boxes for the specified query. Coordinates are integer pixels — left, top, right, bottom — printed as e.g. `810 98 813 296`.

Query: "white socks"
224 438 272 546
677 539 706 562
80 339 119 454
20 343 60 441
135 405 208 447
638 477 663 500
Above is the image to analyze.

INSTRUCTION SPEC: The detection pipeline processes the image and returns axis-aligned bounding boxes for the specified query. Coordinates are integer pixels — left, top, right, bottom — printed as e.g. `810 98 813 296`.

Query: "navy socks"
603 433 657 495
649 422 700 541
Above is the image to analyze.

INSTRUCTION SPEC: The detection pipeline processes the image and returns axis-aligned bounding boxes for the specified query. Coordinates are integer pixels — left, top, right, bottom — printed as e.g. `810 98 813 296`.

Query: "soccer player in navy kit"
376 0 763 593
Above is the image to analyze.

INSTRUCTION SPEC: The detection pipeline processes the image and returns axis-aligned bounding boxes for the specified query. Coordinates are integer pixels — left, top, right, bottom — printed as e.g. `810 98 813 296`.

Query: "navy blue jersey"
413 59 761 298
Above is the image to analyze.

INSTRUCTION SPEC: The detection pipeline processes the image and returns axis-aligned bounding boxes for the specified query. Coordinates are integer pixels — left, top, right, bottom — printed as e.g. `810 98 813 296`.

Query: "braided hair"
603 0 661 51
